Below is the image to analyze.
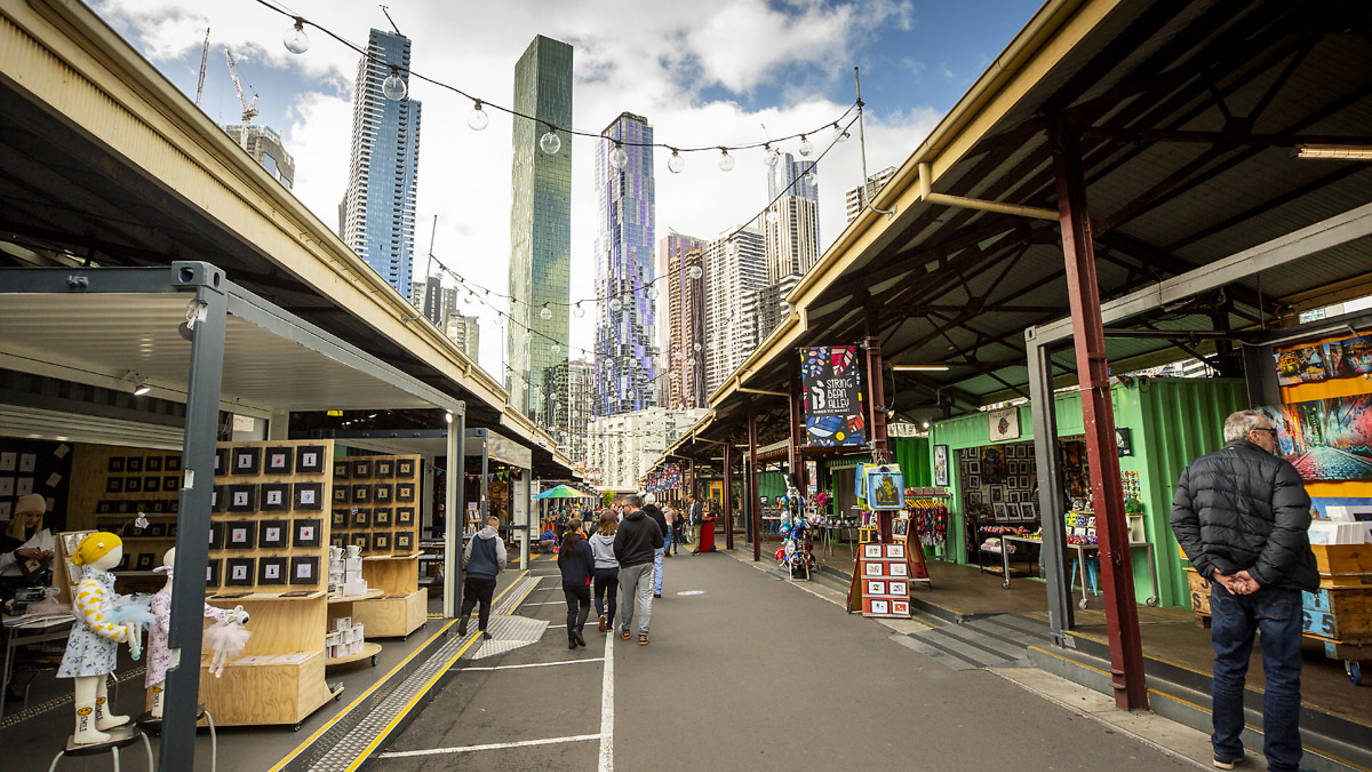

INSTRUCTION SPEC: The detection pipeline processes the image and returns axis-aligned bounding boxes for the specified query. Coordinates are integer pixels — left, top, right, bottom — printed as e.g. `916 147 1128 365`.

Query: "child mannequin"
146 548 232 719
57 532 138 745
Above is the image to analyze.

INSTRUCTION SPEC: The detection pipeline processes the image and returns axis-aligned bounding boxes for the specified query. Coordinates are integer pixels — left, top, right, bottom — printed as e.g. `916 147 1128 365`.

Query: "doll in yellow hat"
57 531 137 745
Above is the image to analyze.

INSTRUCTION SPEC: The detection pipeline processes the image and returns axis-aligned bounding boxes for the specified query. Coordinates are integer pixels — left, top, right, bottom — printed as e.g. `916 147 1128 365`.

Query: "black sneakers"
1212 752 1245 769
457 617 468 637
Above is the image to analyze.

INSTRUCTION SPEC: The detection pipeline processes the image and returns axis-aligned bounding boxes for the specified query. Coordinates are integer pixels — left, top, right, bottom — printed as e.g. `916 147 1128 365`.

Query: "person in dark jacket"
558 528 595 649
1171 409 1317 772
641 494 669 598
612 495 662 645
460 516 508 638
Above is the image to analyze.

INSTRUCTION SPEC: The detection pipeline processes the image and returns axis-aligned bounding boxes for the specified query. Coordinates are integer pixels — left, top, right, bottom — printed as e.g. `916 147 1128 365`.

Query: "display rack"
197 440 339 727
325 589 384 668
69 445 184 587
333 455 426 638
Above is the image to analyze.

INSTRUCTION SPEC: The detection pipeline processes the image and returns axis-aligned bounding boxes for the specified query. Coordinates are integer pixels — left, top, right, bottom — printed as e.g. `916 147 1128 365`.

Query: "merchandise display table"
997 538 1159 608
993 535 1042 587
353 553 426 638
0 613 73 723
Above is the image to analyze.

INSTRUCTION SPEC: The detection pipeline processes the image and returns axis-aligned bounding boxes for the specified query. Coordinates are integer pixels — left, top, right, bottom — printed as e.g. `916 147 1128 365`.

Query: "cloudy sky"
93 0 1039 378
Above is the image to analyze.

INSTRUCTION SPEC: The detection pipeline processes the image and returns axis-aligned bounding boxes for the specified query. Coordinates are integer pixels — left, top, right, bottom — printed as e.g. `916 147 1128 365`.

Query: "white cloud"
91 0 934 381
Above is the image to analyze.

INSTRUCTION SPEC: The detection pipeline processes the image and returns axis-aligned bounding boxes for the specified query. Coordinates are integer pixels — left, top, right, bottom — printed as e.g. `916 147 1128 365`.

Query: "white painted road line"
599 627 614 772
458 657 604 672
519 601 567 606
375 733 601 759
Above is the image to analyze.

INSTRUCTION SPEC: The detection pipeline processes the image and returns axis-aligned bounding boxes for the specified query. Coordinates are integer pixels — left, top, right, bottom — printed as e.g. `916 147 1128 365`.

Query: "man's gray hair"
643 492 657 505
1223 409 1268 442
621 494 643 509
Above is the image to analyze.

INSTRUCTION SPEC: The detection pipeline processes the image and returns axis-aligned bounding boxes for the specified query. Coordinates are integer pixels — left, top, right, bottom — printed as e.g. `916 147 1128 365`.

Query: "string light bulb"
381 67 408 101
609 141 629 170
693 342 702 352
718 148 735 172
539 125 561 155
647 284 659 300
688 265 703 280
832 121 849 143
608 297 623 313
467 100 489 131
539 303 553 321
551 342 561 355
798 134 813 157
765 144 780 167
667 148 684 174
766 207 780 225
283 18 310 54
573 302 585 318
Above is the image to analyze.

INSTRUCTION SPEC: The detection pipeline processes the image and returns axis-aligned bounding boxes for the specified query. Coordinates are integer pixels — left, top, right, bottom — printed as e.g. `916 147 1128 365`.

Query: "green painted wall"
758 471 787 502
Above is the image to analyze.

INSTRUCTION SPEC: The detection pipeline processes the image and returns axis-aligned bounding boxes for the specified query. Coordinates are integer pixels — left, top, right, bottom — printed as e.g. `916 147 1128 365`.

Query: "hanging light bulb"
539 124 561 155
832 121 849 143
718 147 735 172
688 265 703 280
609 141 629 170
766 207 780 225
551 342 561 355
381 67 408 101
693 342 702 352
798 134 813 157
667 148 684 174
539 303 553 321
467 100 489 131
608 297 623 313
766 144 781 167
573 302 585 318
647 284 659 300
283 17 310 54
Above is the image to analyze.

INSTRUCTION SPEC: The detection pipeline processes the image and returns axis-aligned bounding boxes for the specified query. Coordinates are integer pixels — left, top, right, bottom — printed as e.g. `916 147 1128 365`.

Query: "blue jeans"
1210 581 1304 771
653 547 664 594
664 525 674 555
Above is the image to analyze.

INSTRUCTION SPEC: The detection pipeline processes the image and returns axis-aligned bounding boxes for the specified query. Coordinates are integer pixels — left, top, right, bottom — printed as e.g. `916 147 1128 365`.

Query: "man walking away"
558 526 595 649
460 516 508 639
642 493 669 597
1171 409 1319 772
613 495 662 645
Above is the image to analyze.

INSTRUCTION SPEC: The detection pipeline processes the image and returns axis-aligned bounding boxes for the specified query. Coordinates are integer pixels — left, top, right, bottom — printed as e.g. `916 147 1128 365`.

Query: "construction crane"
194 27 210 105
224 47 258 151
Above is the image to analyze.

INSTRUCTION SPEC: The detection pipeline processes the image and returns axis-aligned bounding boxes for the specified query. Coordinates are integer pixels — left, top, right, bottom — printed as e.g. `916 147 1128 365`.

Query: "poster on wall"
1259 396 1372 481
933 445 949 487
865 464 905 510
988 408 1020 441
801 346 866 447
1274 335 1372 385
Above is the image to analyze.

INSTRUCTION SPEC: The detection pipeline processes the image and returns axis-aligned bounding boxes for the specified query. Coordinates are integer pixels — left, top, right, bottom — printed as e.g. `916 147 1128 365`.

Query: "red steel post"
723 442 734 551
749 408 761 562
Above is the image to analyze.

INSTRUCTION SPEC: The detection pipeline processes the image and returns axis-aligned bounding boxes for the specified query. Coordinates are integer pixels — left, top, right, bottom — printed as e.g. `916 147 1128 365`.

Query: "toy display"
145 548 234 719
203 606 252 678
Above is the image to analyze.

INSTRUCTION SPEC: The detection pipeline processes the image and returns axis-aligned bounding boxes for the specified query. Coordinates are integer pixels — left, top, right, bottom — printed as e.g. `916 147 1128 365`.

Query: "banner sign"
801 345 866 447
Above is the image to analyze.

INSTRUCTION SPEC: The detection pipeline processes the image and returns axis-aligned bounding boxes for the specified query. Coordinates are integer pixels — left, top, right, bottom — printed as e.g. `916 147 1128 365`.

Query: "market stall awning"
534 484 594 500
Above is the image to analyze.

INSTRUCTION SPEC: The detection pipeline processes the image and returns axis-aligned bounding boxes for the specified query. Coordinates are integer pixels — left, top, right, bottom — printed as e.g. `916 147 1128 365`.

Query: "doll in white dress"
145 548 233 718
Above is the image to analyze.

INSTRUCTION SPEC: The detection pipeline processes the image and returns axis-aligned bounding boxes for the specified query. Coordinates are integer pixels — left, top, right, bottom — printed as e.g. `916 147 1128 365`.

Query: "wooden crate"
1311 544 1372 577
1302 587 1372 643
352 589 426 638
1185 569 1211 617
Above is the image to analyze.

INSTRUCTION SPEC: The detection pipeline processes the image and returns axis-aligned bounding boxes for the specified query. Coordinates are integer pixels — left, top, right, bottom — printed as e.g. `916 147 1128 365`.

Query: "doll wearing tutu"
203 605 251 678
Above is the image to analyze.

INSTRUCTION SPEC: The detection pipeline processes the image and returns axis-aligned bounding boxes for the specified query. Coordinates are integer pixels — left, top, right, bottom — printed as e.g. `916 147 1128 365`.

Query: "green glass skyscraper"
507 35 572 422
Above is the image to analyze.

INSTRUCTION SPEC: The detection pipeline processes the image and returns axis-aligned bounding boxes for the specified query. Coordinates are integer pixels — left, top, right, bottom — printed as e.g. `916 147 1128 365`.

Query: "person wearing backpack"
459 516 507 638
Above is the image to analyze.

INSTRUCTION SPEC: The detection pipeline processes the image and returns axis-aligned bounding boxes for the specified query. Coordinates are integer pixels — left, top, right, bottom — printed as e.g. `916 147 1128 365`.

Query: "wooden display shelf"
328 589 384 604
206 591 326 602
194 650 333 727
352 589 426 639
326 641 382 668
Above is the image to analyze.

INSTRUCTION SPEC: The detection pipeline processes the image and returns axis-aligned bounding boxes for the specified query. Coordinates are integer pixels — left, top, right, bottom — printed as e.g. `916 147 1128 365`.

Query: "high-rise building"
340 29 422 298
224 125 295 189
742 272 800 352
410 276 458 328
507 35 573 422
586 407 707 489
543 359 594 464
844 165 897 223
444 314 480 359
593 113 657 416
703 226 766 395
660 233 707 410
763 153 819 284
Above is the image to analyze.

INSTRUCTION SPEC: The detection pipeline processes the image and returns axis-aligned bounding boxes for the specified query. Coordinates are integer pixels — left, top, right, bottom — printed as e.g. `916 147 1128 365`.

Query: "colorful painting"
1274 335 1372 385
801 346 866 447
1260 396 1372 481
1334 335 1372 377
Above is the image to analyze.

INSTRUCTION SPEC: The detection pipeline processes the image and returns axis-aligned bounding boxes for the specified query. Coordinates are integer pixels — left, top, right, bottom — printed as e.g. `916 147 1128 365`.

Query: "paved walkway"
371 551 1196 771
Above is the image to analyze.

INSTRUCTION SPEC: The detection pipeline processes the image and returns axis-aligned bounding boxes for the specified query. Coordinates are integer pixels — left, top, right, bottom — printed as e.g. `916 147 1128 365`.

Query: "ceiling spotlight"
122 370 151 396
283 17 310 55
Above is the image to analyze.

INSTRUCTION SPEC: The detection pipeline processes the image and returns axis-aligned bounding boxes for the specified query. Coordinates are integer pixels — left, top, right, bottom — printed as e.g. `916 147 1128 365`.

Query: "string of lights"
253 0 857 162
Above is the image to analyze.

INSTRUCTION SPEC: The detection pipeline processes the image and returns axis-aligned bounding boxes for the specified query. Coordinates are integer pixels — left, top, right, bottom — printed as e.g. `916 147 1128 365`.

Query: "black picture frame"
225 558 255 586
374 459 395 478
260 483 291 511
293 518 322 548
263 446 294 475
205 559 221 588
105 476 124 493
372 483 393 504
211 485 226 513
127 457 143 473
165 455 181 472
225 520 256 549
351 484 371 505
351 508 371 528
395 531 414 551
396 459 416 478
258 557 288 585
294 482 323 510
145 456 163 472
258 519 288 548
372 507 392 527
990 486 1004 503
289 556 319 585
114 500 131 513
395 483 415 503
168 523 178 538
395 507 415 527
146 522 167 537
372 532 392 552
144 476 160 493
232 447 262 476
213 448 230 475
330 534 346 548
331 509 348 528
349 532 370 551
108 456 125 473
135 552 154 570
352 459 372 478
97 500 113 514
124 477 142 493
163 475 179 492
295 445 326 474
227 484 257 512
333 485 350 504
333 461 351 480
149 499 166 514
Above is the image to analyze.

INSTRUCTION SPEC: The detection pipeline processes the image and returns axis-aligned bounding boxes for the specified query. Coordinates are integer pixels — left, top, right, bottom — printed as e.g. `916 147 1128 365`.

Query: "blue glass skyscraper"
594 112 657 416
341 29 421 298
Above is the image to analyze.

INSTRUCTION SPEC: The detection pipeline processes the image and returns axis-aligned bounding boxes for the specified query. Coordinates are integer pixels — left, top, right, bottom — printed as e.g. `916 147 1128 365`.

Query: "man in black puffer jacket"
1171 409 1317 772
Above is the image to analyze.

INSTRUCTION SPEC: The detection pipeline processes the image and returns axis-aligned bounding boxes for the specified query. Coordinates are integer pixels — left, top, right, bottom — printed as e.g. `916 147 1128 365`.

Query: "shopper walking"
557 526 595 649
1170 409 1318 772
642 493 669 597
459 516 507 639
589 512 619 634
662 505 676 557
688 497 702 547
613 495 662 645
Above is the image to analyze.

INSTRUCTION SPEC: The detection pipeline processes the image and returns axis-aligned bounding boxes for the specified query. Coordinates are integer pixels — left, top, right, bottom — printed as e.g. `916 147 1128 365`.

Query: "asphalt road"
371 551 1191 771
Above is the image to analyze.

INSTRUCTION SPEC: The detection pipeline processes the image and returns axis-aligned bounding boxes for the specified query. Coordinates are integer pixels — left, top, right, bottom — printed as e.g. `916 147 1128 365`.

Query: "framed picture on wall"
372 532 392 552
260 483 291 511
966 475 980 489
108 456 125 473
146 456 163 472
231 447 261 476
258 557 287 585
289 556 319 585
331 509 348 528
968 460 981 476
258 519 288 549
264 447 294 474
395 531 415 551
373 507 392 527
293 519 322 548
127 457 143 473
933 445 949 487
333 461 351 480
396 507 416 527
374 459 395 478
990 486 1004 504
351 459 372 478
225 558 255 586
295 446 326 474
992 502 1008 521
396 459 416 477
294 482 323 511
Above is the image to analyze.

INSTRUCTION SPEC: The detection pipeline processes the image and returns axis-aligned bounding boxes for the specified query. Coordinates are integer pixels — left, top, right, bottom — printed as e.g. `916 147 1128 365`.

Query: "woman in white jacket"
587 512 620 634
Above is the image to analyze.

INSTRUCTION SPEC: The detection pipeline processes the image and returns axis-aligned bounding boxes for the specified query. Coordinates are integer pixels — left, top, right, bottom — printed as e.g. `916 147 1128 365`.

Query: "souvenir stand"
845 462 930 617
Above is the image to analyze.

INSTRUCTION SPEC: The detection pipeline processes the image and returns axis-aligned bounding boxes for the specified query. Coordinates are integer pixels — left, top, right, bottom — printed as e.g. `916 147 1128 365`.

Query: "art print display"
396 459 416 477
264 447 294 474
988 408 1020 441
290 556 319 585
127 457 143 473
865 464 905 510
258 557 287 585
226 521 256 549
396 507 416 527
374 459 394 478
231 447 261 475
352 459 372 478
295 446 326 474
933 445 949 487
260 483 291 511
293 519 322 548
1260 396 1372 481
258 520 288 549
332 509 348 528
294 482 323 510
373 507 392 527
395 531 415 551
800 345 866 447
1274 334 1372 385
145 456 163 472
227 484 257 512
225 558 255 586
372 532 392 551
396 483 416 503
333 461 351 479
